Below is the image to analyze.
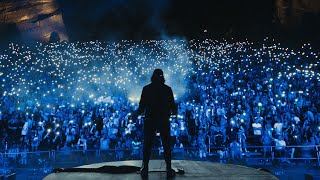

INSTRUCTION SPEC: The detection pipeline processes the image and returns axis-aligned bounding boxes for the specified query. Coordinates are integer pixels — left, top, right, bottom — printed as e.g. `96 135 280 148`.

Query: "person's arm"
83 140 87 150
168 87 177 115
44 131 50 139
90 125 95 134
272 138 278 143
53 134 58 143
314 136 319 145
77 139 81 149
137 87 146 115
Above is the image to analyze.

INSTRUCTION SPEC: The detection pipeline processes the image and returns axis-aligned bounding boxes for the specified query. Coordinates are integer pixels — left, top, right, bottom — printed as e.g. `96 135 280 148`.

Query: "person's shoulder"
164 84 172 90
164 84 171 88
144 83 153 89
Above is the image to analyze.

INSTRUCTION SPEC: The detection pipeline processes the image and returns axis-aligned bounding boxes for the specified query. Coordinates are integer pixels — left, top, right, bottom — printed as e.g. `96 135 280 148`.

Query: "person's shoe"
167 168 176 178
140 167 148 178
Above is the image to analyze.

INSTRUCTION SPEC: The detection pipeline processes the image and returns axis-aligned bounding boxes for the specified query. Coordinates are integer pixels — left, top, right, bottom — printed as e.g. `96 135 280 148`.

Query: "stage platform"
44 160 278 180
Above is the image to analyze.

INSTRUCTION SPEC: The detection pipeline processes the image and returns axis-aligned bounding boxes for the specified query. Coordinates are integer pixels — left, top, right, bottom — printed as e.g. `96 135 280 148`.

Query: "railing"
206 145 320 165
0 145 319 179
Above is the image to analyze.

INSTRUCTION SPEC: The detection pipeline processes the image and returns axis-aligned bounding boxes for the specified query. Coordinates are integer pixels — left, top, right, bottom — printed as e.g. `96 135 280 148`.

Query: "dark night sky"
57 0 275 41
1 0 320 46
54 0 320 47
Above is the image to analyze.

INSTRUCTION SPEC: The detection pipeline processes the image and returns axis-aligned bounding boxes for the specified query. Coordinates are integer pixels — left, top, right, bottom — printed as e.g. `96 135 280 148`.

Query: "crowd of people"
0 39 319 162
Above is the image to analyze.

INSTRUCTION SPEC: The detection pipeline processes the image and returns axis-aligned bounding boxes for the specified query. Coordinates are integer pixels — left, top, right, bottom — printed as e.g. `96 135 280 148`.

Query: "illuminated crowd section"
0 40 191 109
0 39 319 148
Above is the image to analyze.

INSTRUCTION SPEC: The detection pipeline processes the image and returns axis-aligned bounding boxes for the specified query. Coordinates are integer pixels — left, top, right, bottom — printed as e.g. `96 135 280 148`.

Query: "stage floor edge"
43 160 278 180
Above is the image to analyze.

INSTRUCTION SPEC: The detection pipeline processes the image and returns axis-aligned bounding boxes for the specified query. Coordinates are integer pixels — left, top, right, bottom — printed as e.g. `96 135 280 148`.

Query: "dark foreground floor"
43 160 277 180
4 160 320 180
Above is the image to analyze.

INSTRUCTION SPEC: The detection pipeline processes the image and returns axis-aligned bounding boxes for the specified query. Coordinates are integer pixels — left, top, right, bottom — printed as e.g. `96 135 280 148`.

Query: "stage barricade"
0 145 319 179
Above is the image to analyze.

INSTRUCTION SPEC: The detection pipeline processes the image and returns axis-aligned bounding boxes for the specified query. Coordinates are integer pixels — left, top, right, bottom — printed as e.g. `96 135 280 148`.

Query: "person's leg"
222 129 226 143
141 123 155 176
231 150 235 160
242 138 248 152
239 150 243 159
291 148 295 159
159 121 176 177
159 122 171 170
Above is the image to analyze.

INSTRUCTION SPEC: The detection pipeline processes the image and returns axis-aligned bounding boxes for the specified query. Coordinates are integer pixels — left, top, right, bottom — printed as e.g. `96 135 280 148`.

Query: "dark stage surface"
43 160 278 180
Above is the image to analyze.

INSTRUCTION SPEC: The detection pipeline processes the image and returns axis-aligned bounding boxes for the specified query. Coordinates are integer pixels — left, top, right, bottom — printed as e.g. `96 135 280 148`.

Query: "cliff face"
0 0 68 42
274 0 320 26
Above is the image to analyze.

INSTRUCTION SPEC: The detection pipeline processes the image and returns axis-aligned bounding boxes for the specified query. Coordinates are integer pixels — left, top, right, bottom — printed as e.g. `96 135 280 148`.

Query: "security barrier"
0 145 319 179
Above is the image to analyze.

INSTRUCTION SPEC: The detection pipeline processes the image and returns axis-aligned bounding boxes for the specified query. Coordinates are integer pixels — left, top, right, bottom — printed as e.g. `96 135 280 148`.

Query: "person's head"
151 69 165 84
95 131 99 136
173 140 180 147
310 136 315 143
232 138 239 143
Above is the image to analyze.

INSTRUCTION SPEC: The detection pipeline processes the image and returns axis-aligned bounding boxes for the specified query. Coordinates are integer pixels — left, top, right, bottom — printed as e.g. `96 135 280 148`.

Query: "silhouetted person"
49 32 60 43
138 69 177 178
